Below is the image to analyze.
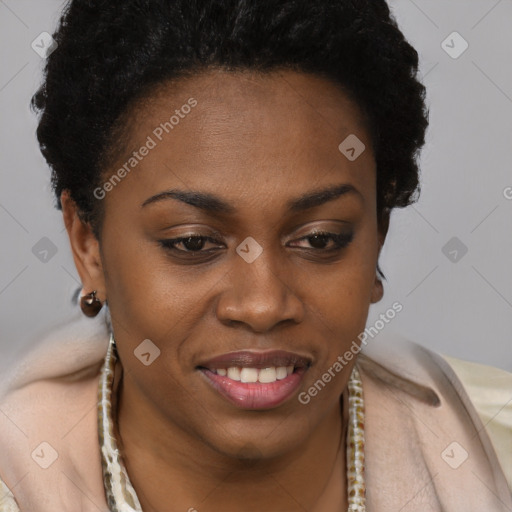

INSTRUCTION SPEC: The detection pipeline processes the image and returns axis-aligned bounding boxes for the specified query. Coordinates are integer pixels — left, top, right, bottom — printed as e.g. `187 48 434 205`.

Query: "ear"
61 190 106 302
370 210 390 304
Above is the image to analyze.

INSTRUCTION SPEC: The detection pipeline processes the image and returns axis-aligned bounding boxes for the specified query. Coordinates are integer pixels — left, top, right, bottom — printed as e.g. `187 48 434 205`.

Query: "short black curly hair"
31 0 428 242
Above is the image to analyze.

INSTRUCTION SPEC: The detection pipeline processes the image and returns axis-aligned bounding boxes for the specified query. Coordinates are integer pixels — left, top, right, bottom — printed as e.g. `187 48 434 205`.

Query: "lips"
197 350 312 410
198 350 312 370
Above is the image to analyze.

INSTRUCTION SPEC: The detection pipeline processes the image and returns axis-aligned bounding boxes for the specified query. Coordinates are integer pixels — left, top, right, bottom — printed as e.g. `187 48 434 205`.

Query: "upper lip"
197 350 312 370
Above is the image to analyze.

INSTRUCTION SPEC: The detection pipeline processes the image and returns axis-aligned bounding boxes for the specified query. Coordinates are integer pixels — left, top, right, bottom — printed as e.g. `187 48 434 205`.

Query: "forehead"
135 68 372 150
104 68 376 214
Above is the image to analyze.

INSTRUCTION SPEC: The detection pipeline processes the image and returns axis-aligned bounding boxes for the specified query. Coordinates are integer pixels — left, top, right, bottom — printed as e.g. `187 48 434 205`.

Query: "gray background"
1 0 511 372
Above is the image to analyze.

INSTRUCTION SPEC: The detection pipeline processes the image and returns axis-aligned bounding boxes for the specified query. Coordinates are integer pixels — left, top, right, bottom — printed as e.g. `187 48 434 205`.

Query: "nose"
216 248 305 333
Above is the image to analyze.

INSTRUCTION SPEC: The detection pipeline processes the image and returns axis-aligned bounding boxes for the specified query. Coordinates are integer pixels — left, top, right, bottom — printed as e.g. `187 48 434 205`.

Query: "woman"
0 0 510 510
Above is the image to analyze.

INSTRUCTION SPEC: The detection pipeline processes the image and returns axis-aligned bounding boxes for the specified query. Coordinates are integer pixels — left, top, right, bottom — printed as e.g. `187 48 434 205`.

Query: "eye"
158 230 354 258
158 234 224 254
290 230 354 251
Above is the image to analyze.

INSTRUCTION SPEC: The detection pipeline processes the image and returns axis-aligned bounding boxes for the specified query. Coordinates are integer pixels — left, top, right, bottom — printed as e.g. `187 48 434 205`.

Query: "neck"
114 359 348 512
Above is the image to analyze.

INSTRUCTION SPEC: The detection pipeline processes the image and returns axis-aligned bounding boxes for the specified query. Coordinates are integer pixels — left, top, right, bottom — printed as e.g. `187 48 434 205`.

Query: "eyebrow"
141 183 362 214
288 183 362 212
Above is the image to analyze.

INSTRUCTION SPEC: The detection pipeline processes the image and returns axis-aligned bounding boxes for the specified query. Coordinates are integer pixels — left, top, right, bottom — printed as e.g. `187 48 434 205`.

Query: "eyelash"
158 230 354 256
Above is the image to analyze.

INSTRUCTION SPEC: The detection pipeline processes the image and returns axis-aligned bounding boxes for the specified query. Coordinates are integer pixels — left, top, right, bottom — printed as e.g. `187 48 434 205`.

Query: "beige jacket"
0 308 510 511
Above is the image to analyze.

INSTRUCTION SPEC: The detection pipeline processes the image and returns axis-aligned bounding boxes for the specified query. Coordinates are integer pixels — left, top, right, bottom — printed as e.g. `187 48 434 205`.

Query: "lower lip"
199 368 307 410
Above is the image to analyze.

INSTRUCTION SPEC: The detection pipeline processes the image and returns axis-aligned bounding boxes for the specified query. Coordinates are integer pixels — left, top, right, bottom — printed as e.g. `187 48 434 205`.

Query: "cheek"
312 270 372 352
310 226 379 346
100 226 174 334
100 226 221 344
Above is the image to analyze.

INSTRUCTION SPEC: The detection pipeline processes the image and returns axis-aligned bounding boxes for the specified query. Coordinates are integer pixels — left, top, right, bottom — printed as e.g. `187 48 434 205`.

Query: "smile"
197 350 311 410
212 365 294 383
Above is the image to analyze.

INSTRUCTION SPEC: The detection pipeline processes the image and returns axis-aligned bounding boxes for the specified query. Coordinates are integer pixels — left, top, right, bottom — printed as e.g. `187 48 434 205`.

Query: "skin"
63 68 388 511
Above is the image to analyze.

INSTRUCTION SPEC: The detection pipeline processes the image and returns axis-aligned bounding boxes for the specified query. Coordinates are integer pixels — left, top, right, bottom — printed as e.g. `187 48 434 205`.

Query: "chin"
200 419 310 462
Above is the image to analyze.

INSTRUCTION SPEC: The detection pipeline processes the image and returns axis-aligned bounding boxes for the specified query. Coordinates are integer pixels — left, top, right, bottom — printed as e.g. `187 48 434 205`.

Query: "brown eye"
291 231 354 251
159 235 223 253
180 236 207 251
307 233 332 249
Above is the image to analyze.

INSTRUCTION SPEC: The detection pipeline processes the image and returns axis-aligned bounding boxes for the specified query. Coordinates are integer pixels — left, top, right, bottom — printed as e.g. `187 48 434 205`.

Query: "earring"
80 290 103 317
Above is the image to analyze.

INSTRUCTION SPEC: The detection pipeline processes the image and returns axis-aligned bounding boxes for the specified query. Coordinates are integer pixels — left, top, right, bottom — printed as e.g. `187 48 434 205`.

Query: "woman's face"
74 69 386 459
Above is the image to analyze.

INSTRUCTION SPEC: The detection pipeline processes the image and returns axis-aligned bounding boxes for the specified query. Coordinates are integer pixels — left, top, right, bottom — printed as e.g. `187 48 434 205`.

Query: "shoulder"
0 306 110 398
0 310 110 511
440 354 512 490
0 477 19 511
358 331 512 509
359 329 508 415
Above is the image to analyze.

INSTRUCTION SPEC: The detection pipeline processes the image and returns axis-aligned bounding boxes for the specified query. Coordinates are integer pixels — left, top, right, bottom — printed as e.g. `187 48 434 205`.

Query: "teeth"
227 367 241 381
258 367 277 383
276 367 288 380
214 366 293 384
240 367 258 383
